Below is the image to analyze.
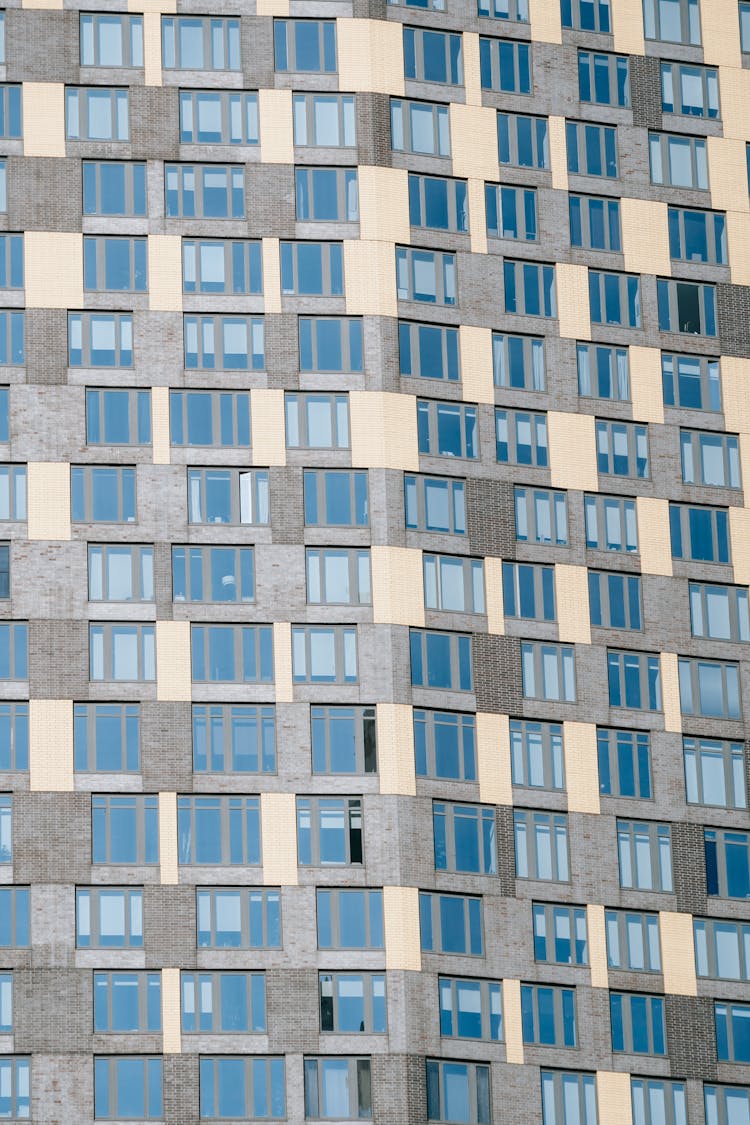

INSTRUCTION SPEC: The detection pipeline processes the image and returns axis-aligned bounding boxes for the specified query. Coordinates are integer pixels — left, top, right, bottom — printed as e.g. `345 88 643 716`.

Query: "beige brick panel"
156 621 192 702
343 240 397 317
730 508 750 585
723 357 750 434
702 0 743 66
548 411 598 491
467 178 487 255
25 232 83 308
587 904 608 988
502 978 524 1064
611 0 645 54
23 0 62 9
708 138 750 214
251 389 286 467
556 263 591 340
449 104 499 181
459 325 494 405
128 0 176 12
358 167 410 245
148 235 182 312
337 19 405 96
22 83 65 157
143 12 163 86
384 885 421 971
718 67 750 143
350 391 419 470
727 213 750 286
462 31 482 107
660 651 682 733
151 387 170 466
621 198 670 277
261 793 298 886
29 700 74 791
530 0 562 42
548 115 569 191
739 436 750 509
259 90 293 165
376 702 416 796
660 911 697 996
477 712 512 805
636 497 672 577
27 462 71 540
273 621 293 703
563 721 600 814
262 237 282 314
484 557 505 635
158 792 178 885
256 0 289 13
371 545 424 627
161 968 181 1054
597 1072 633 1125
555 564 591 645
629 345 664 425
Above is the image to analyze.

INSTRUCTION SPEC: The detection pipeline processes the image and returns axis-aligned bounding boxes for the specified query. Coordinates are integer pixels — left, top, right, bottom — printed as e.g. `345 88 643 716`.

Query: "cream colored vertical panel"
151 387 170 466
660 911 697 996
262 238 282 315
548 116 569 191
161 968 181 1054
449 104 499 180
159 792 178 885
587 905 608 988
128 0 176 11
621 199 671 277
336 19 405 95
459 326 494 405
384 886 421 971
148 235 182 312
25 233 83 308
702 0 743 66
350 391 419 470
611 0 645 53
27 462 71 540
730 508 750 585
530 0 562 42
462 31 482 107
156 621 192 702
548 411 598 491
555 565 591 645
564 721 600 814
344 240 397 318
29 700 73 791
273 621 293 703
261 793 298 886
722 357 750 438
377 703 416 796
142 13 163 85
629 345 664 425
256 0 289 13
23 0 62 10
556 263 591 340
502 979 524 1064
727 212 750 285
22 83 65 157
358 167 410 245
708 138 750 213
597 1072 633 1125
371 545 424 628
476 712 512 805
660 651 682 733
483 557 504 636
717 68 750 143
636 497 672 577
467 178 487 256
251 389 286 467
259 90 294 164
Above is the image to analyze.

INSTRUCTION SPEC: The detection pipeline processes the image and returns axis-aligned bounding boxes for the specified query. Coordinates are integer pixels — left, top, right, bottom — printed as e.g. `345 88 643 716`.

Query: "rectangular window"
0 542 8 598
743 1 750 51
286 393 349 450
69 312 132 368
397 247 456 306
494 332 545 391
161 16 240 70
589 570 642 630
541 1071 598 1125
74 703 139 773
632 1081 687 1125
409 173 468 233
281 241 343 297
82 161 146 216
196 888 281 949
292 625 358 685
179 90 259 145
606 909 661 971
434 801 496 874
533 903 588 965
200 1057 285 1120
165 163 244 219
303 469 368 527
405 473 466 535
658 278 717 336
391 97 449 157
311 706 376 775
669 502 729 563
617 820 673 891
178 796 260 866
170 390 250 449
89 545 153 603
684 737 746 810
424 553 484 614
191 624 273 684
704 1085 750 1124
0 888 28 948
81 14 143 67
0 703 28 773
418 399 477 460
498 111 549 168
439 977 502 1042
93 972 160 1033
316 888 383 949
567 121 618 178
643 0 701 44
173 545 254 604
182 239 262 295
590 272 641 328
306 550 371 607
515 810 570 881
607 650 661 711
497 407 549 466
681 429 739 488
294 93 355 147
510 719 564 790
94 1057 162 1120
300 316 362 373
649 132 707 189
562 0 611 30
663 352 721 411
515 486 568 546
0 1059 28 1119
297 796 362 865
426 1060 491 1124
679 657 741 720
304 1057 372 1121
404 26 463 85
669 208 726 267
695 918 750 981
83 236 146 292
89 623 154 683
0 974 10 1032
296 167 358 222
479 36 531 93
193 704 276 775
579 49 629 106
389 0 446 9
66 87 128 141
705 828 750 899
76 886 142 948
0 465 24 522
86 388 150 446
504 259 556 317
0 87 20 140
0 796 9 864
0 235 22 289
0 623 25 682
662 62 718 118
690 582 748 642
598 728 652 799
0 310 23 366
578 343 629 402
610 992 666 1055
187 468 269 526
419 891 483 956
522 984 576 1048
478 0 529 19
274 19 336 73
414 709 476 782
503 563 556 624
522 642 576 702
570 194 621 251
184 314 264 371
399 321 459 382
0 161 5 212
585 493 638 553
182 971 266 1033
716 1004 750 1063
320 972 385 1034
410 629 472 692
